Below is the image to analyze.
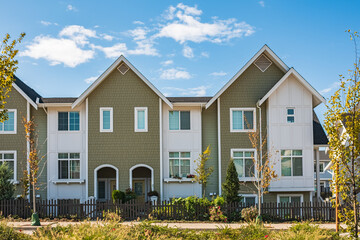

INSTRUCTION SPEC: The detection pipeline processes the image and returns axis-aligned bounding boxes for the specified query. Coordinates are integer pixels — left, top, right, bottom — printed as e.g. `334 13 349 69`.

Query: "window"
100 108 113 132
58 153 80 179
0 151 16 180
314 162 324 173
230 108 255 132
135 107 148 132
0 110 16 134
281 150 303 176
58 112 80 131
169 152 191 178
240 195 257 206
287 108 295 123
277 194 303 204
169 111 190 130
232 149 255 178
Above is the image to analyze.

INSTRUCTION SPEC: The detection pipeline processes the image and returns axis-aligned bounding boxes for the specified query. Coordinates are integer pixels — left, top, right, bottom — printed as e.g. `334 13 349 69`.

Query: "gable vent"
254 54 272 72
117 63 129 75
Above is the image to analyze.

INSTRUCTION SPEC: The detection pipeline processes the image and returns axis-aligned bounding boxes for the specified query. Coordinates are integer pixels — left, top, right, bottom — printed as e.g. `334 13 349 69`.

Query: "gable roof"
12 75 42 109
313 111 328 145
167 97 212 103
72 55 173 109
205 45 290 109
258 68 325 107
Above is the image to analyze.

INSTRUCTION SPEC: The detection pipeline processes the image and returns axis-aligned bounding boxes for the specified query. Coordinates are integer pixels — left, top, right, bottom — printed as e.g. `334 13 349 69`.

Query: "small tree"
248 127 277 219
0 33 25 122
0 162 15 200
324 30 360 238
194 145 213 198
222 159 240 203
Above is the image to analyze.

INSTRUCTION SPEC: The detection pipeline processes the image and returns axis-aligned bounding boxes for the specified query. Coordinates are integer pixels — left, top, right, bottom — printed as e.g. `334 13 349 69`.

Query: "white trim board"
258 68 325 107
12 83 38 110
72 56 173 109
129 164 154 191
205 45 289 109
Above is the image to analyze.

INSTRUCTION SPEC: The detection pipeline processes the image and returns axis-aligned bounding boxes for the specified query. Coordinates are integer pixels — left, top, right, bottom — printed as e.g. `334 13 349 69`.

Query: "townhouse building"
0 45 328 203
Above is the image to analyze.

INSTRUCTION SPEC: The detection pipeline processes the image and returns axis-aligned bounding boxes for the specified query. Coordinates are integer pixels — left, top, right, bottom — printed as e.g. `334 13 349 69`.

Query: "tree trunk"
32 181 36 213
258 187 261 217
354 194 358 238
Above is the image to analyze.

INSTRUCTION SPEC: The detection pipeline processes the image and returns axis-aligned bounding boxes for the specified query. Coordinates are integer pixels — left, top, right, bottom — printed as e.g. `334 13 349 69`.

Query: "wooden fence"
0 199 336 222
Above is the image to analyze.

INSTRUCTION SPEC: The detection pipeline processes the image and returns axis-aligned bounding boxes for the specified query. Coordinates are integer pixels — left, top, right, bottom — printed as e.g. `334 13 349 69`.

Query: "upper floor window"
169 111 190 130
281 150 303 176
58 112 80 131
0 151 16 180
169 152 191 178
100 108 113 132
287 108 295 123
135 107 148 132
230 108 255 132
314 162 325 173
0 110 17 134
232 149 255 178
58 153 80 179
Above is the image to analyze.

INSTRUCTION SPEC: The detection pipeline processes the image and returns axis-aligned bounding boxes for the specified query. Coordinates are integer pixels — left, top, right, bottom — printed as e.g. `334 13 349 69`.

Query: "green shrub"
212 195 225 206
222 159 240 203
0 221 30 240
124 188 136 202
111 190 125 203
103 209 123 222
0 162 15 200
209 206 227 222
241 206 258 222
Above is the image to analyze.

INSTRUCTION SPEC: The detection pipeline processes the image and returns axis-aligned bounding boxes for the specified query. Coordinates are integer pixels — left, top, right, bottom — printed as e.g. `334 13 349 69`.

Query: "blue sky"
1 1 359 121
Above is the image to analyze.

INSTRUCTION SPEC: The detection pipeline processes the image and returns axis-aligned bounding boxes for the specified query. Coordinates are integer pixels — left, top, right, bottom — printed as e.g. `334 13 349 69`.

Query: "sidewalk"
6 221 347 235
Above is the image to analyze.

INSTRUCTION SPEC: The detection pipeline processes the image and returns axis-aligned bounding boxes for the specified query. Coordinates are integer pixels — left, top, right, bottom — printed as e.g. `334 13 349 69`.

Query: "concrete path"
6 221 347 235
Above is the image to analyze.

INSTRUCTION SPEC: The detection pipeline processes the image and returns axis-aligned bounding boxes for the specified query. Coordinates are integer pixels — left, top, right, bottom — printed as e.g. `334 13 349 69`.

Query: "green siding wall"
219 59 285 195
31 107 47 199
87 65 160 197
201 103 218 197
0 89 27 197
264 192 312 202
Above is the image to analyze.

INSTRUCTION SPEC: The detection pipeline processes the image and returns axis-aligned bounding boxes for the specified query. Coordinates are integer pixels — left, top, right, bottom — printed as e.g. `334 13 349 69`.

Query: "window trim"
277 194 304 204
230 108 256 132
100 107 113 132
314 162 325 173
0 109 17 134
168 151 191 178
134 107 148 132
281 149 303 177
286 107 295 124
57 153 81 180
231 148 257 181
57 111 80 132
239 194 258 205
169 110 191 131
0 150 17 181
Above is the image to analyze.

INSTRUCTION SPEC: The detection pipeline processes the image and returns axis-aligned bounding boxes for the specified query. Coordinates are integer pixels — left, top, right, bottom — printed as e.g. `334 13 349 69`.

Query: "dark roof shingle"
167 97 212 103
313 111 328 145
41 98 77 103
13 75 43 103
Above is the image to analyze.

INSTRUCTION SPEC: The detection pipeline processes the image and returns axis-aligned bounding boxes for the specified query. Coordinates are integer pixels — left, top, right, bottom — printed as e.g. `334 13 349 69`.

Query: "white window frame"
168 151 191 178
0 150 17 181
230 108 256 132
0 109 17 134
231 148 257 181
286 107 295 124
314 162 325 173
134 107 148 132
168 110 191 131
281 149 303 177
100 107 113 132
239 194 258 205
277 194 304 204
58 153 81 180
57 111 80 132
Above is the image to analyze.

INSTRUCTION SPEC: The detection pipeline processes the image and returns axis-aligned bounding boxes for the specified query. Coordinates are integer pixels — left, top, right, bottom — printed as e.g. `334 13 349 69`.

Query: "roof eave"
12 83 38 109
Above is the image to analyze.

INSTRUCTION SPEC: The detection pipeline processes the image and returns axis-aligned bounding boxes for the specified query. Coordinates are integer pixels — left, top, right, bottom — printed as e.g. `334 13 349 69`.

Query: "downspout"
256 100 262 203
26 101 30 200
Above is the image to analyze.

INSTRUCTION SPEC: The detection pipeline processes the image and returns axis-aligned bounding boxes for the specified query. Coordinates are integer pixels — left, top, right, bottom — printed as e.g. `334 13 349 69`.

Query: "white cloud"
67 4 77 11
161 60 173 66
101 34 114 41
210 71 227 76
156 3 255 44
94 43 127 58
40 21 52 26
320 81 341 95
160 68 191 80
201 52 209 58
127 41 158 56
59 25 97 46
20 35 95 67
163 85 208 96
129 27 149 41
182 45 194 58
84 76 98 84
133 20 145 25
259 1 265 7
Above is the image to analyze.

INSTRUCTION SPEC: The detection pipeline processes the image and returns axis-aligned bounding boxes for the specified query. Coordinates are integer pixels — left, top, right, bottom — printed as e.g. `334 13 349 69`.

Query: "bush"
222 160 240 203
0 221 30 240
212 195 225 206
112 190 125 203
241 206 258 222
124 188 136 202
0 162 15 200
209 206 227 222
103 209 123 222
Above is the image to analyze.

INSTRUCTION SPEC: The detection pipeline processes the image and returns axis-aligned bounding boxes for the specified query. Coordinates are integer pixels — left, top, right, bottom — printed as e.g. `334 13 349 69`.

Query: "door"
133 180 145 202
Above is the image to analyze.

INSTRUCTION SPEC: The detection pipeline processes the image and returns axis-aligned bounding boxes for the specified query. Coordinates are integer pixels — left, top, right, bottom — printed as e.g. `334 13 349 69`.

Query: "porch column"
316 147 320 200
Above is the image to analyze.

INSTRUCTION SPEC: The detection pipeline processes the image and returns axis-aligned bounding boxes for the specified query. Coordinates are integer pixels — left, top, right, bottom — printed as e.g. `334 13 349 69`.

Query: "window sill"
0 131 17 134
238 178 257 182
230 130 255 133
11 180 19 185
52 179 85 184
164 178 196 183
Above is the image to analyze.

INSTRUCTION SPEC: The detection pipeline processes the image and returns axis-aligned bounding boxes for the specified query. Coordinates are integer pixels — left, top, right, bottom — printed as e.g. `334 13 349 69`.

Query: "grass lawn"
0 219 345 240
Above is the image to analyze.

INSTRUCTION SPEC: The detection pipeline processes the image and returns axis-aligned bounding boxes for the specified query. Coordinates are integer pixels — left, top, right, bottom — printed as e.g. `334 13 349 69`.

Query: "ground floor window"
277 194 303 204
169 152 191 178
58 153 80 179
239 194 257 206
0 151 16 180
231 149 255 179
